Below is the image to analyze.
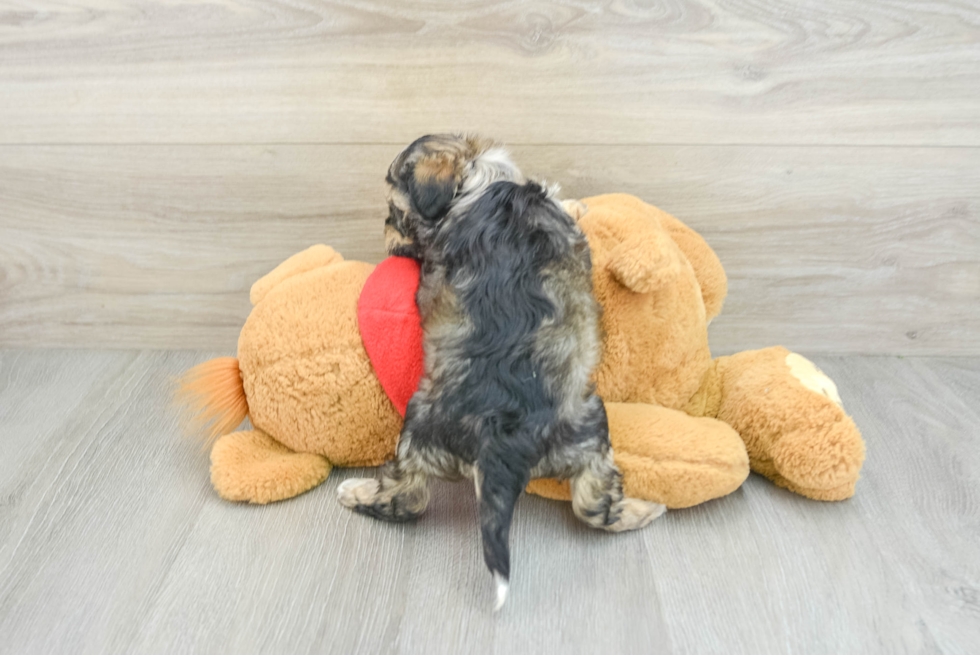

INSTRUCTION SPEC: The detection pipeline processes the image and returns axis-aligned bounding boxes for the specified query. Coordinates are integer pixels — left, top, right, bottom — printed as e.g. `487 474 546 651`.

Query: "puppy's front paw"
337 478 380 508
561 199 588 221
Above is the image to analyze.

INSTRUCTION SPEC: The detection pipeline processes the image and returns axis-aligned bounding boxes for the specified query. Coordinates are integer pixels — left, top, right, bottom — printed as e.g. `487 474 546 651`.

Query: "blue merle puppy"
338 134 665 610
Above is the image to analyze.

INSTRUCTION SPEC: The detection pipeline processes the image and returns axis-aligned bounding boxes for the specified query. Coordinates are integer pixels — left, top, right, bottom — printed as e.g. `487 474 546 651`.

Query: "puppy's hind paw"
609 498 666 532
337 478 380 508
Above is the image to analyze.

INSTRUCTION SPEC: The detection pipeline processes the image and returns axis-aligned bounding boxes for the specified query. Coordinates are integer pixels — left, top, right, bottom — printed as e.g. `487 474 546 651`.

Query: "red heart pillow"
356 257 424 417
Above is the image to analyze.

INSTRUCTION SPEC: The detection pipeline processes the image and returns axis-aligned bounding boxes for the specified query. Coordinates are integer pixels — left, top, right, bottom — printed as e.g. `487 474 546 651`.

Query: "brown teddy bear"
529 195 865 502
177 194 864 508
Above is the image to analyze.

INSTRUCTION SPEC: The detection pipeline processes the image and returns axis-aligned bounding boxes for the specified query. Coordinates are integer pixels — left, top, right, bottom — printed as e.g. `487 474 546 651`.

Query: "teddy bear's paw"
210 429 331 504
768 474 858 502
337 477 381 508
607 498 667 532
768 417 866 499
785 353 843 406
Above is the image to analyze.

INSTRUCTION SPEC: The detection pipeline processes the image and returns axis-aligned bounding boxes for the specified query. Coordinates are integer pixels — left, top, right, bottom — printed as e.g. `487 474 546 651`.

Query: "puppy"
338 134 665 610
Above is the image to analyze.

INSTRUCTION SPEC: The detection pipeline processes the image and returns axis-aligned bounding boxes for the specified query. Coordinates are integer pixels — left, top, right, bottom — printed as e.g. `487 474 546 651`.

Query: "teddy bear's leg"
702 347 866 501
210 429 331 504
528 403 750 509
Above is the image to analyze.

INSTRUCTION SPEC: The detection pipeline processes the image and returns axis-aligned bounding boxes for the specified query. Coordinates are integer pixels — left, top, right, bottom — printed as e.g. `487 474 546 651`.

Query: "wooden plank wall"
1 1 978 354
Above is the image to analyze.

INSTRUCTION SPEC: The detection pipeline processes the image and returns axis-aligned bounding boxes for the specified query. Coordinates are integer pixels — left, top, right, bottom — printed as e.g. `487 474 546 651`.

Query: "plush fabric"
582 194 714 411
357 257 424 417
249 244 344 306
237 246 401 468
578 194 864 501
210 429 331 504
177 194 864 507
688 347 865 500
174 356 248 442
527 402 748 508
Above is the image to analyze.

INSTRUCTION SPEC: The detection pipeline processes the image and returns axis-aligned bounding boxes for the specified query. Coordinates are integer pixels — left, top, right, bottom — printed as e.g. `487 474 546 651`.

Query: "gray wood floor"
1 351 978 654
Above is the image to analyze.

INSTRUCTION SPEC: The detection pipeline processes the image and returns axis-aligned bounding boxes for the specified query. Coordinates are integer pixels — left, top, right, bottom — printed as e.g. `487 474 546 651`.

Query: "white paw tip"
336 478 377 507
493 573 509 612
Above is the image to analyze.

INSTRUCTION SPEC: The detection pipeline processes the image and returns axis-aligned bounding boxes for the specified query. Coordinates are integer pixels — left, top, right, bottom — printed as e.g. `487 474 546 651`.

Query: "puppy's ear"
408 152 460 221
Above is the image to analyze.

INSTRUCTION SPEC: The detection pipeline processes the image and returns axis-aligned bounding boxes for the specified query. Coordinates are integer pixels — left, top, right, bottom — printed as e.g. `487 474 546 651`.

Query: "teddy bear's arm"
606 227 683 294
210 428 332 503
249 244 345 306
656 214 728 321
527 402 749 509
574 194 689 296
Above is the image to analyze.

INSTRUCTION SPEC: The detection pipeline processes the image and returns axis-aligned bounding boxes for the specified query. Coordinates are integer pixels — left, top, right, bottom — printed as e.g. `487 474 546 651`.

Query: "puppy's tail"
478 439 533 612
173 357 249 444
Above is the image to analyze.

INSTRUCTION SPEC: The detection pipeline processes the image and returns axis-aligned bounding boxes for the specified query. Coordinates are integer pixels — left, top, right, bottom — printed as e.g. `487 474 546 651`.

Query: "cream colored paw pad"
786 353 843 407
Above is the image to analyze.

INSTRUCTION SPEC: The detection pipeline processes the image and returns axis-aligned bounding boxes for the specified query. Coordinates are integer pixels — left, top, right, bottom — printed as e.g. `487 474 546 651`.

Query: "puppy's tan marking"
384 225 414 254
413 152 458 183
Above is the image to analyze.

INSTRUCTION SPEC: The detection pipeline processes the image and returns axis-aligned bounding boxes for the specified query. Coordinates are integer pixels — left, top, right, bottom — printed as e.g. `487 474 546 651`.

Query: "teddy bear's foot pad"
210 429 331 504
760 465 858 502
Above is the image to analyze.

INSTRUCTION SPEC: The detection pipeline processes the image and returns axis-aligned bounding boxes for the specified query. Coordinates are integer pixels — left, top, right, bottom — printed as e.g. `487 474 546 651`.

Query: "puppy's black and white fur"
338 134 665 610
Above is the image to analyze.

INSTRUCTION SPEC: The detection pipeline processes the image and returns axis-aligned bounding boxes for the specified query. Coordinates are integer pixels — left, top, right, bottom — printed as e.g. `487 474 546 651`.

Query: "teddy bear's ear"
607 228 681 294
250 245 345 306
